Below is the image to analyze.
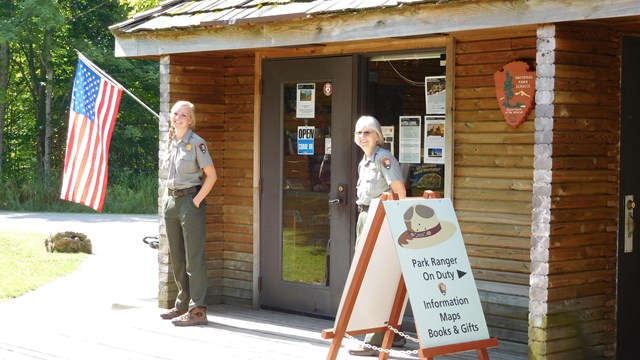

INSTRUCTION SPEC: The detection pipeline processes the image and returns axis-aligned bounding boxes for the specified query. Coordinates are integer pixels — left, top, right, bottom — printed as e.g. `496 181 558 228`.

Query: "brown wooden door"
259 57 355 317
617 35 640 360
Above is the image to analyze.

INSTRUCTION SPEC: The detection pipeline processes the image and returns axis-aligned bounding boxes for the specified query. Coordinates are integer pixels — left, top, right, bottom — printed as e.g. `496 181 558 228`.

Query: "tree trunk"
43 30 52 188
0 41 8 182
0 0 13 181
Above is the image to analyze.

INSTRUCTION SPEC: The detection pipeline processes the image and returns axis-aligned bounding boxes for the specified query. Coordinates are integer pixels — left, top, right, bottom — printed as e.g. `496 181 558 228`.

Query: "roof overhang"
111 0 640 58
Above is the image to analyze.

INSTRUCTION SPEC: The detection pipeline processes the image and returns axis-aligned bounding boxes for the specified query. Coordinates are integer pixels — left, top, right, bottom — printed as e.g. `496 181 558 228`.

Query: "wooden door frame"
258 56 357 316
617 34 640 360
251 37 451 309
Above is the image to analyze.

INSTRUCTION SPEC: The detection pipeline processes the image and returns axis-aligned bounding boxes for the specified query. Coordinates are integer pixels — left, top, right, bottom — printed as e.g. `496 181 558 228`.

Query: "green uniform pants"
164 194 208 310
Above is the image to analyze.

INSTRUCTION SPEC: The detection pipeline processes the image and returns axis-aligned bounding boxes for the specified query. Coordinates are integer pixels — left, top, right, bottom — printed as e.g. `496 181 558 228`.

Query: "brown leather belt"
168 186 200 198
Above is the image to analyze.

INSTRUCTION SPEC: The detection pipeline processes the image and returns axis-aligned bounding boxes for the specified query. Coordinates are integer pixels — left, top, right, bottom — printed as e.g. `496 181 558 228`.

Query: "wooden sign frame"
322 191 498 360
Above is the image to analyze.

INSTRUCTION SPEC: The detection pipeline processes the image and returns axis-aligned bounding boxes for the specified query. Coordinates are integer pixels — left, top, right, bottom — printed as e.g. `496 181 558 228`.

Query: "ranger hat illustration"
398 204 457 249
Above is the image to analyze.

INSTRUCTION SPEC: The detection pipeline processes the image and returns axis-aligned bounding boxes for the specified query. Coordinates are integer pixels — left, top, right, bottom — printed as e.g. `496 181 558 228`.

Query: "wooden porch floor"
0 301 517 360
0 298 522 360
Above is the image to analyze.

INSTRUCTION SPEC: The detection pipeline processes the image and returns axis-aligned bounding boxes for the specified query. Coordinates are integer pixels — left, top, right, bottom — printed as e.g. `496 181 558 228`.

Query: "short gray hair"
354 115 384 146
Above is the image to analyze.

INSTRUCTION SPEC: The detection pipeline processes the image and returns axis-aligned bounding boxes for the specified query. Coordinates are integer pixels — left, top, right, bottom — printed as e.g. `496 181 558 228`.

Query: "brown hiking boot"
171 306 208 326
160 307 187 320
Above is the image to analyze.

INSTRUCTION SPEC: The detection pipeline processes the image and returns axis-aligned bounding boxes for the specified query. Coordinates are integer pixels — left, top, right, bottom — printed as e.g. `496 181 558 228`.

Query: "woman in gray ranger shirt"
350 115 407 356
160 100 217 327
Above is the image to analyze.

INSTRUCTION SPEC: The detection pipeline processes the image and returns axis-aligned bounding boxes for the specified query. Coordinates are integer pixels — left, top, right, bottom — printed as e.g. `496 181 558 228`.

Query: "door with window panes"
260 57 355 317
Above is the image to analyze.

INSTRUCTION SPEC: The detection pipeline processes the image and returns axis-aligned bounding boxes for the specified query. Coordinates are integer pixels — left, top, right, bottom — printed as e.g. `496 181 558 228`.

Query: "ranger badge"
382 157 392 170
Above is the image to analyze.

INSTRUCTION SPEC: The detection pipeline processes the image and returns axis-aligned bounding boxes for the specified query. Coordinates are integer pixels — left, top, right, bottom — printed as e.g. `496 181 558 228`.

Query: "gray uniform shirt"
164 129 214 190
356 146 403 206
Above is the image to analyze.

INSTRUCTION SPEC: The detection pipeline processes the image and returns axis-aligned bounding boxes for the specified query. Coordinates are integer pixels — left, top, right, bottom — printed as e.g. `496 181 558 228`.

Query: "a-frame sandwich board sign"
322 191 498 360
322 192 405 360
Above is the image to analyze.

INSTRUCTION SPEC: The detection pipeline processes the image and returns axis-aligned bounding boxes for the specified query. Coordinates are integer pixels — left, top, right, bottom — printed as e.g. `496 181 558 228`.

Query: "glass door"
260 57 355 317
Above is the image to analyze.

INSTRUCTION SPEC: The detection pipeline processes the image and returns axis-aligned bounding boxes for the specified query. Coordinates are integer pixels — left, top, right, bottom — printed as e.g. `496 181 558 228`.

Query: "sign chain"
343 325 419 355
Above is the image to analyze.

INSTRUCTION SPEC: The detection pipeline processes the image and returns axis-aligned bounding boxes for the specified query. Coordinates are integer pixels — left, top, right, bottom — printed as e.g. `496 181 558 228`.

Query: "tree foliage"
0 0 161 212
119 0 160 15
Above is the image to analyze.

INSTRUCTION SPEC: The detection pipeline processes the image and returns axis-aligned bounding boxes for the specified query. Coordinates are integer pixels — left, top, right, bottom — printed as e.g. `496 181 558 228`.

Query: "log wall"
221 54 256 307
158 52 256 308
153 21 621 358
529 23 619 360
453 29 538 355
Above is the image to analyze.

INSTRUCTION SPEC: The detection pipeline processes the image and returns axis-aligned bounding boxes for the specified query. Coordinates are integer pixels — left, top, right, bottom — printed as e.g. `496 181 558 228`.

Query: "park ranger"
351 115 407 356
160 100 217 326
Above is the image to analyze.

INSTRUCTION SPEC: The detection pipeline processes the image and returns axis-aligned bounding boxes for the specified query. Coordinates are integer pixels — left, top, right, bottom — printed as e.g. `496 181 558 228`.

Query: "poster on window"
381 126 395 156
399 116 421 164
425 76 446 115
296 83 316 118
409 163 445 197
424 116 445 164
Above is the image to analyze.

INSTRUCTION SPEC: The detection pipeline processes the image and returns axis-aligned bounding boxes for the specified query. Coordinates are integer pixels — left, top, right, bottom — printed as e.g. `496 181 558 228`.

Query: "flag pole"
76 51 160 119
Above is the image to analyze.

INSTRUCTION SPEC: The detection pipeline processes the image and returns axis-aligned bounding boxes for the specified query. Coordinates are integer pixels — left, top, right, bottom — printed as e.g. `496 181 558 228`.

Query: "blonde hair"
354 115 384 146
168 100 196 144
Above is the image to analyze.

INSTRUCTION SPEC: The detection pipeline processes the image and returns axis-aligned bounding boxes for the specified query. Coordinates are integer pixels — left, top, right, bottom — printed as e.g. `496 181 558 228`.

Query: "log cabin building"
109 1 640 358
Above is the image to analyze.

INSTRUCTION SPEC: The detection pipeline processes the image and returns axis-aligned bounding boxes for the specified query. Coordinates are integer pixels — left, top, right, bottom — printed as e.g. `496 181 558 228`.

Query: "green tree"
0 0 159 212
11 0 65 186
502 71 514 107
119 0 160 14
0 0 13 182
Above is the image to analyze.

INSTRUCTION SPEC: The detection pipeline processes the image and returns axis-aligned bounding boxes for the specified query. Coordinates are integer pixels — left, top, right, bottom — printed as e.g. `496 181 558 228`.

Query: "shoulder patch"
199 143 207 153
381 157 392 170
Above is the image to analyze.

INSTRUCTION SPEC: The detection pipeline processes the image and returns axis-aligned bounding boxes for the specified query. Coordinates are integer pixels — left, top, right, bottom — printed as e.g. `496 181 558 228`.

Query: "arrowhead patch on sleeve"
381 157 392 170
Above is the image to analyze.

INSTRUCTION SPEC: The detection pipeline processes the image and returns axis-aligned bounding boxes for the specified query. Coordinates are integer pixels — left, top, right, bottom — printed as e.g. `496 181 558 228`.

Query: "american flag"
60 57 122 212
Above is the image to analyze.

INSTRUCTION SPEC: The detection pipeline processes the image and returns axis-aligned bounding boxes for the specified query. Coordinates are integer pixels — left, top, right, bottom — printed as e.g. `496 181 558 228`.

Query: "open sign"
297 126 315 155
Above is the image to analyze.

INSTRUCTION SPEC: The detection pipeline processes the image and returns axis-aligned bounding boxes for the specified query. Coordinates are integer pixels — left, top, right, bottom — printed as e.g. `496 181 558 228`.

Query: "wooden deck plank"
0 301 522 360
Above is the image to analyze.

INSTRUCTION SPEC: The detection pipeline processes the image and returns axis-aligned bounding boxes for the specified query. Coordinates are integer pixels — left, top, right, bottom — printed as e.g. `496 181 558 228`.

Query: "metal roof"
110 0 640 58
110 0 443 34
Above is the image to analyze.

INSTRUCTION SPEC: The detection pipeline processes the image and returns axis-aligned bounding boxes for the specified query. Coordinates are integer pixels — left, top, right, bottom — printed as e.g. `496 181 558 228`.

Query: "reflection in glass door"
282 82 332 285
260 57 354 317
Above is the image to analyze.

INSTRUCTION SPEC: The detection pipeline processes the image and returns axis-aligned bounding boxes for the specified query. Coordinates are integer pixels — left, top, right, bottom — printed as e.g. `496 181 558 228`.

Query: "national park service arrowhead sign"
494 61 535 128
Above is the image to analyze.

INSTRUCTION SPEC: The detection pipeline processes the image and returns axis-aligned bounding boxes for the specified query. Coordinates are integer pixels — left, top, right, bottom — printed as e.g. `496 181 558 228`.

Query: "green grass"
282 230 328 285
0 231 87 302
0 172 157 214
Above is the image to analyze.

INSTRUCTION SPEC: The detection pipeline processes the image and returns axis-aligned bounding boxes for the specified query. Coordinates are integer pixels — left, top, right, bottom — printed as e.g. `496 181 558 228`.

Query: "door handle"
624 195 635 253
329 183 348 206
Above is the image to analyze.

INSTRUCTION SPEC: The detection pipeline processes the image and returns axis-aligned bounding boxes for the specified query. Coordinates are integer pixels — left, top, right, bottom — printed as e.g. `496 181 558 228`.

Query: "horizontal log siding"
222 54 255 306
453 29 537 355
158 53 255 308
530 23 619 360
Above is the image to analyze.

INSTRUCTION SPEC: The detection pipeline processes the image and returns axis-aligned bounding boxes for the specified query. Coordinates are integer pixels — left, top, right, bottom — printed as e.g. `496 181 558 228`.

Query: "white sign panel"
296 83 316 118
383 198 490 348
382 126 395 156
399 116 421 164
425 76 446 115
333 198 407 333
424 116 445 164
